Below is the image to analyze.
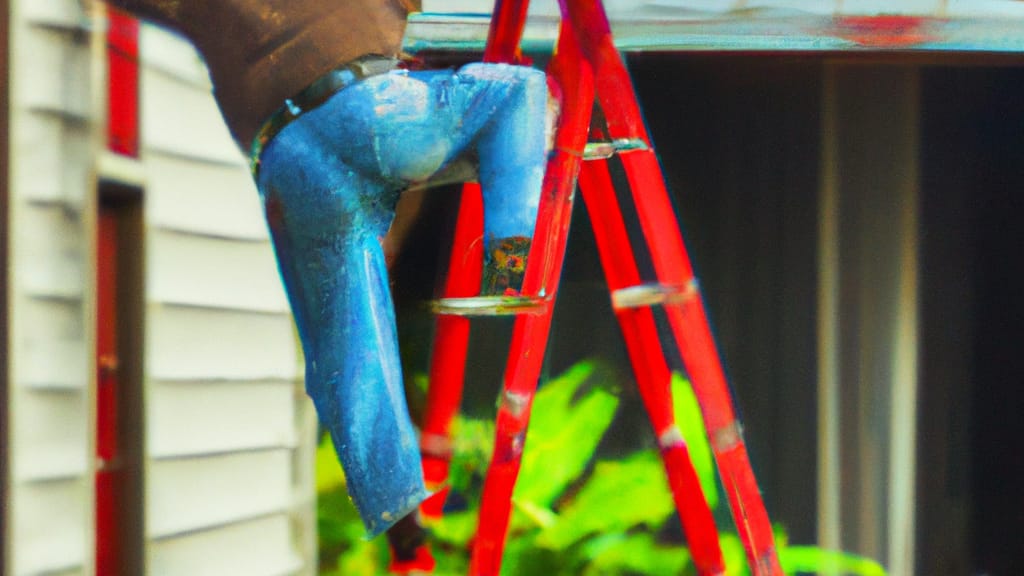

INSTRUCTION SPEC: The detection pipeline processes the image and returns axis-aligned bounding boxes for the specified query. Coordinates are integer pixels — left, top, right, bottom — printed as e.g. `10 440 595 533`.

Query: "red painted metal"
421 0 541 565
470 19 594 576
560 0 783 571
106 7 139 157
419 1 781 574
420 184 484 521
419 4 536 520
96 208 120 576
578 156 724 575
618 126 783 576
483 0 531 64
418 0 528 519
418 0 533 555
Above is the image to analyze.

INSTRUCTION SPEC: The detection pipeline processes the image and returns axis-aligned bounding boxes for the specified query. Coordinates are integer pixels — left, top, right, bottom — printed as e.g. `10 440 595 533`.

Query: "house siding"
4 3 315 574
138 24 315 576
6 0 96 574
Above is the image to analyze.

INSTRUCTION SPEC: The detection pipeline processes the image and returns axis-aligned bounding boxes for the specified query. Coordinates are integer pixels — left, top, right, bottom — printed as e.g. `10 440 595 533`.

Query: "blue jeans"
255 63 549 536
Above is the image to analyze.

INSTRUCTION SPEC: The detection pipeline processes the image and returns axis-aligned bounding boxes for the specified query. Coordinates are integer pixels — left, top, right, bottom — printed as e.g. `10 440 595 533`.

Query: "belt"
249 54 405 176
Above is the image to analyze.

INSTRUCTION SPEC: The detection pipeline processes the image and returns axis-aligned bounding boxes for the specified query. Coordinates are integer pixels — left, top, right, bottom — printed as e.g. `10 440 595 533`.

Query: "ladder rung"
610 281 698 310
430 295 547 317
583 138 648 160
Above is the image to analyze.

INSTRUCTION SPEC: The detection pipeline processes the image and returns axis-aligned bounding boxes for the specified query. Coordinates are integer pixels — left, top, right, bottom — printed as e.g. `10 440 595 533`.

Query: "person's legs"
257 116 425 537
252 62 550 536
457 64 549 295
335 64 549 294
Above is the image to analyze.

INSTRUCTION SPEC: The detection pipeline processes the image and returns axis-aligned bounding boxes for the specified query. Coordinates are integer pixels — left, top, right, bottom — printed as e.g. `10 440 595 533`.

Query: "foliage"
317 360 887 575
778 547 889 576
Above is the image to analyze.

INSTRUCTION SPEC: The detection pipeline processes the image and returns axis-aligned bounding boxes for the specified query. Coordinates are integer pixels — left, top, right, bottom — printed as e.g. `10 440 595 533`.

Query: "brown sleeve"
107 0 418 147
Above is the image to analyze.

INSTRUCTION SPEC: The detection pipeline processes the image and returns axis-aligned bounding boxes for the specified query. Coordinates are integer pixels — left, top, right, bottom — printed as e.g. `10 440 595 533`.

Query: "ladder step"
431 295 547 317
583 138 648 160
610 281 698 310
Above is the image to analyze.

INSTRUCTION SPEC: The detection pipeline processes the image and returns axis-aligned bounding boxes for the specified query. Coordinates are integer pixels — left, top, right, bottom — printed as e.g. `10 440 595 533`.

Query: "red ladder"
418 1 783 574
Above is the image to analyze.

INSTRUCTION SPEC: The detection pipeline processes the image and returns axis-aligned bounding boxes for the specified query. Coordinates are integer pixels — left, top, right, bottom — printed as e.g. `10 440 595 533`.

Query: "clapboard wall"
6 0 96 574
3 2 316 574
138 24 315 576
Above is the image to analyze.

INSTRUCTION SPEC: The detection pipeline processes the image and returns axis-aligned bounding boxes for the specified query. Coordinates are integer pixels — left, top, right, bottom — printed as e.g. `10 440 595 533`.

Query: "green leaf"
447 416 496 498
514 361 619 508
580 533 691 576
314 358 889 576
536 451 675 550
779 547 888 576
336 537 390 576
719 533 750 576
500 537 569 576
318 486 386 575
316 433 346 494
431 551 470 576
513 499 559 529
431 509 479 547
671 374 719 509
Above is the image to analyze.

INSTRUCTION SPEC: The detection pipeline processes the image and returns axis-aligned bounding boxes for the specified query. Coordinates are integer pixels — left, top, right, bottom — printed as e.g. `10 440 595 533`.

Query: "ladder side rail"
579 156 725 575
419 0 534 522
469 20 596 575
559 0 783 572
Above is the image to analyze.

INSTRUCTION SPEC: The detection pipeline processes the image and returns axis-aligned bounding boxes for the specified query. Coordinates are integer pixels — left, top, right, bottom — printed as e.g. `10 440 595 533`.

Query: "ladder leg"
420 0 542 528
419 184 485 522
469 22 595 576
619 130 784 576
483 0 531 64
560 0 783 573
579 157 725 575
419 0 543 533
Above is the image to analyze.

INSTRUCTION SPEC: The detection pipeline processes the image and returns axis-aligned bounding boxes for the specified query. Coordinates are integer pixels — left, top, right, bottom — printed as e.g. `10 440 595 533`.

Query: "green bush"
317 360 886 576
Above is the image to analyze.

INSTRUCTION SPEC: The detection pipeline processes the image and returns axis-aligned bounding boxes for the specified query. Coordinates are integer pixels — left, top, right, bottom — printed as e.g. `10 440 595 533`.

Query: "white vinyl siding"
139 24 314 576
148 380 297 458
12 389 90 482
145 306 298 381
144 153 268 240
14 203 87 302
147 230 289 313
4 5 315 574
149 515 303 576
139 60 241 167
5 0 95 574
147 450 293 538
11 479 90 575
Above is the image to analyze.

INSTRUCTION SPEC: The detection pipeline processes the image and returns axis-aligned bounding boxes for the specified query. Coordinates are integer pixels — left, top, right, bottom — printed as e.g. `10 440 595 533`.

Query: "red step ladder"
418 2 784 574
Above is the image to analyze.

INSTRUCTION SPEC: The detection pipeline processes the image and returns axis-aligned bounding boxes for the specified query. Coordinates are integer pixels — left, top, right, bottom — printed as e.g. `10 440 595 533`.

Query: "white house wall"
147 230 289 313
148 381 296 458
145 153 268 240
138 24 315 576
149 514 300 576
4 3 316 573
6 0 95 574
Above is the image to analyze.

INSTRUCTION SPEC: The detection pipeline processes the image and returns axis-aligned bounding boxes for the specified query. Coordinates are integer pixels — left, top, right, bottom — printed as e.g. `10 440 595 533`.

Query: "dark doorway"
96 185 145 576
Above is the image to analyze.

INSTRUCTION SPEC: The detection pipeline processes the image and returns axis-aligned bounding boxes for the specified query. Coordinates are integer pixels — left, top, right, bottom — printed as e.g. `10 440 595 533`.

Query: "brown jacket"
108 0 421 145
